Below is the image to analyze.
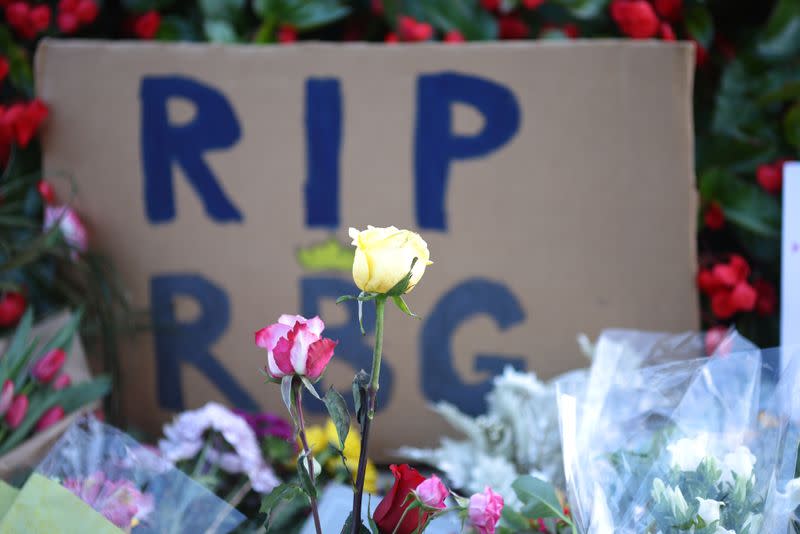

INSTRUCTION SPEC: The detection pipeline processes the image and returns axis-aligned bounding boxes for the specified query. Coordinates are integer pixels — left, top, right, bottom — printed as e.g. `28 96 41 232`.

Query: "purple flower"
62 472 153 529
233 409 293 441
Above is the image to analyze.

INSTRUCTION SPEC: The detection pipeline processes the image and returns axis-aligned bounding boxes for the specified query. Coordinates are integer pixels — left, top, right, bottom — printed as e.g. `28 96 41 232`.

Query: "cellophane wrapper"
28 416 244 533
556 329 800 534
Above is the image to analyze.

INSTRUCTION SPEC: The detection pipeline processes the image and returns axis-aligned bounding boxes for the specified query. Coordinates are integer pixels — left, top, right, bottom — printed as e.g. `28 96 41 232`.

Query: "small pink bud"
5 394 28 429
35 405 65 432
53 373 72 390
0 380 14 416
31 348 67 383
416 475 448 509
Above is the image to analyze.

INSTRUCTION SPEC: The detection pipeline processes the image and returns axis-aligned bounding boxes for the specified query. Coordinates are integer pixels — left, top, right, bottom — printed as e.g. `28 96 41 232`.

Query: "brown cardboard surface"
0 312 94 479
36 40 698 457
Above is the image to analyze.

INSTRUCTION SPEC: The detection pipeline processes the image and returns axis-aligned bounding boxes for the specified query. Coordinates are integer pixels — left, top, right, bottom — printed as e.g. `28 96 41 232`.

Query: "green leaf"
260 483 308 529
512 475 569 522
296 451 319 499
203 20 239 43
341 512 371 534
156 15 200 42
698 168 781 238
757 0 800 62
285 0 350 31
784 102 800 150
301 376 322 400
0 376 112 455
386 258 418 296
122 0 179 13
392 296 419 319
199 0 245 20
352 370 369 429
554 0 608 19
685 5 714 48
0 308 33 377
281 375 296 424
501 507 532 530
39 310 83 355
324 388 350 450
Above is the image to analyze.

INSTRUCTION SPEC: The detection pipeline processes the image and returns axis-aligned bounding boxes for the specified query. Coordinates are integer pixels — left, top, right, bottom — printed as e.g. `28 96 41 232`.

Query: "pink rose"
44 205 88 259
416 474 448 509
468 487 504 534
0 380 14 417
255 315 337 381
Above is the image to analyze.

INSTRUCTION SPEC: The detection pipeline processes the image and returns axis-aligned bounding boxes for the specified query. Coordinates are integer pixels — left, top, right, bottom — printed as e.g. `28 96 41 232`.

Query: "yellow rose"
348 226 432 294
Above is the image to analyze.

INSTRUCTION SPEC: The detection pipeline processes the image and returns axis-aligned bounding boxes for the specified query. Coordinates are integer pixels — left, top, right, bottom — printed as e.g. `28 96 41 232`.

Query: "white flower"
652 478 690 522
721 446 756 485
159 402 279 493
666 434 709 472
696 497 723 524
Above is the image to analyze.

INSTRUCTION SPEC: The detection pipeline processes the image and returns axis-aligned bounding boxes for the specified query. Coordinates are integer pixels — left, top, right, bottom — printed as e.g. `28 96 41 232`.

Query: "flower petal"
306 338 337 380
255 323 291 351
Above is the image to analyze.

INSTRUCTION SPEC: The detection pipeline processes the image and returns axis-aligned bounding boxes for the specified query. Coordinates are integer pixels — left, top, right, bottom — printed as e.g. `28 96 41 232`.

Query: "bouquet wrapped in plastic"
557 328 800 534
0 416 245 533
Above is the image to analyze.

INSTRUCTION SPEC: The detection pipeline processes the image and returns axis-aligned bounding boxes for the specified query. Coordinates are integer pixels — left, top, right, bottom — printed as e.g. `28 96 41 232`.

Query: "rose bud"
31 348 67 383
53 373 72 390
0 380 14 416
5 394 29 429
35 405 65 432
255 315 337 382
416 474 448 509
349 226 432 294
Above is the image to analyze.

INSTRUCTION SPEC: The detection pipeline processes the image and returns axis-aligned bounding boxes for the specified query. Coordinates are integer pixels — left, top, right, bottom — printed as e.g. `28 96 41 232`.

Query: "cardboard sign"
782 162 800 362
37 39 698 455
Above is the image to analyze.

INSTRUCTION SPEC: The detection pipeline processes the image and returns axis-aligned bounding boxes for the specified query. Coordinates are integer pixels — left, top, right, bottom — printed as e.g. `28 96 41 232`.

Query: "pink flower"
5 394 28 429
468 487 504 534
416 475 448 509
255 315 337 381
35 405 65 432
44 205 89 259
53 373 72 390
0 380 13 417
31 348 67 383
63 472 154 529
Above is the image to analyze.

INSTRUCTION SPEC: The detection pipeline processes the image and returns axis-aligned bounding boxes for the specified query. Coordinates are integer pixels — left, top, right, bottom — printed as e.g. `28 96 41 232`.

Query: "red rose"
134 11 160 40
30 5 51 32
0 291 26 327
654 0 682 22
444 30 465 43
374 464 429 534
498 14 529 40
611 0 659 39
704 202 724 230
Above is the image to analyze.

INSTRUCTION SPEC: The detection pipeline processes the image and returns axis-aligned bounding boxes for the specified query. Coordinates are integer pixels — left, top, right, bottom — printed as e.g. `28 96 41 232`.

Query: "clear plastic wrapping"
557 329 799 534
0 416 245 533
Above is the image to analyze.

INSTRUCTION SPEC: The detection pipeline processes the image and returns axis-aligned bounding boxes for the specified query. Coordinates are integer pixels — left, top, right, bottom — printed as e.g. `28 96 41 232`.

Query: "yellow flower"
341 456 378 494
302 424 328 456
324 420 363 461
348 226 432 294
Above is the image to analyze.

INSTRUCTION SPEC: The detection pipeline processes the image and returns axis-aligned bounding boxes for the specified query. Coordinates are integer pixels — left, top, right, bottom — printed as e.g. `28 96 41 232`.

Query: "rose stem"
352 295 386 534
295 381 323 534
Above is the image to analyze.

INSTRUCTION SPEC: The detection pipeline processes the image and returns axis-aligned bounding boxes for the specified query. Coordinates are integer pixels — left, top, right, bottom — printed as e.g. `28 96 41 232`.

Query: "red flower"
653 0 682 22
57 11 79 34
703 202 724 230
0 380 13 417
693 39 709 68
30 4 51 32
385 32 399 43
729 281 757 312
134 11 160 40
277 25 297 43
6 2 36 39
698 255 758 319
374 464 429 534
444 30 465 43
756 161 784 194
32 348 67 383
562 23 580 38
35 405 65 432
697 269 723 295
659 22 676 41
610 0 659 39
37 180 57 204
397 16 432 42
75 0 98 24
371 0 383 15
754 279 777 316
53 373 72 390
4 99 49 148
498 14 529 40
522 0 545 9
0 56 8 84
5 394 28 429
0 291 26 327
480 0 500 11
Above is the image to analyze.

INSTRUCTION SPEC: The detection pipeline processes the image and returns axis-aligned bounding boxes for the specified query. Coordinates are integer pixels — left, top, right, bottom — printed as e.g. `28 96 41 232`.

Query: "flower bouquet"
553 336 800 534
0 416 245 533
0 309 110 478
